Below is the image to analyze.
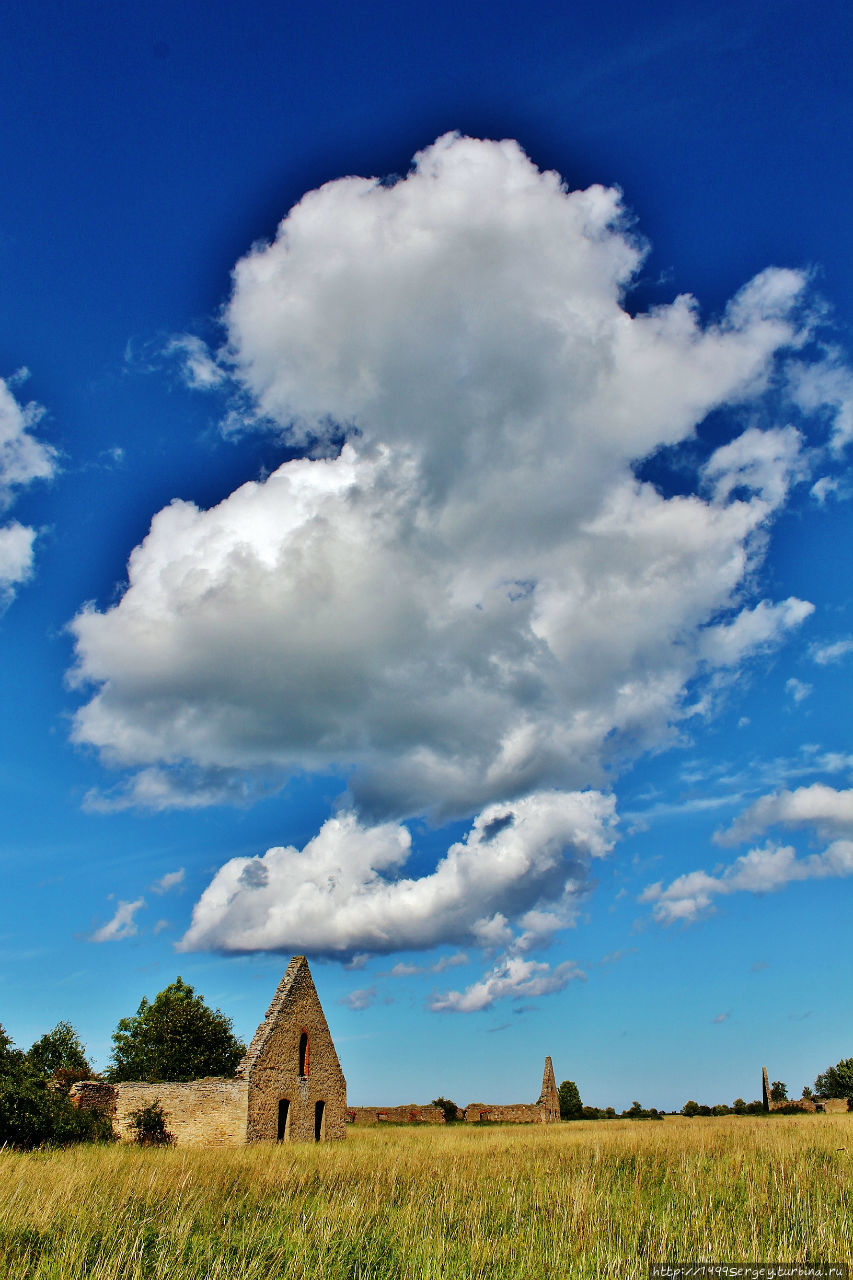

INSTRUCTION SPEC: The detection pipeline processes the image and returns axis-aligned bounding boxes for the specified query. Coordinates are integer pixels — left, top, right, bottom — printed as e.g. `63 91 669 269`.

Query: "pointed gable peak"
237 955 317 1077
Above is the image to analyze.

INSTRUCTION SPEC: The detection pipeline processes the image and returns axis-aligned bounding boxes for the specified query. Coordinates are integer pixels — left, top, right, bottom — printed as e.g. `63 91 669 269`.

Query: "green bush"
127 1101 174 1146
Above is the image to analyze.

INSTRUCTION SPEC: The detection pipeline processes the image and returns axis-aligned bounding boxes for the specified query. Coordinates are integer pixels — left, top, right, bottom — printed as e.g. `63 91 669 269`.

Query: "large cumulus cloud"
179 788 615 956
69 135 831 826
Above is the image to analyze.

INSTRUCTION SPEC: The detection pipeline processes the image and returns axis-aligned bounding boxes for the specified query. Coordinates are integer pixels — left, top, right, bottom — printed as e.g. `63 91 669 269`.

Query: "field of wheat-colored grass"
1 1116 851 1280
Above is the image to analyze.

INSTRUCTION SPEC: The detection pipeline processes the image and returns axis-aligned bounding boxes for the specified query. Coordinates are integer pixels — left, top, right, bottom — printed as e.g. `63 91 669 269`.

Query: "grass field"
1 1116 851 1279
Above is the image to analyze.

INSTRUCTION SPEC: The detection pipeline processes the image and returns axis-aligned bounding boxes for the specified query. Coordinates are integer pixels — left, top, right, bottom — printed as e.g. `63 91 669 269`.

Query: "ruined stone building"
72 955 347 1146
463 1055 561 1124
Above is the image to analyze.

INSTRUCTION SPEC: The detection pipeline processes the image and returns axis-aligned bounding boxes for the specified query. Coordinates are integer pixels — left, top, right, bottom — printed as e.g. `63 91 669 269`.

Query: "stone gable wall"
244 957 347 1142
347 1105 445 1125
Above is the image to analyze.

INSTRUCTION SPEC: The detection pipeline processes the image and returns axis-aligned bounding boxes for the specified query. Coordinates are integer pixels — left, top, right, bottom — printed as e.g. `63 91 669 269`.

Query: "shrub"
127 1101 174 1146
431 1097 459 1122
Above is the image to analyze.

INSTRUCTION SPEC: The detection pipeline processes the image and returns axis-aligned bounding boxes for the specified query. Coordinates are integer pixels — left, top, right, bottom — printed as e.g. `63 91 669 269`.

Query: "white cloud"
0 374 56 501
789 351 853 451
387 951 469 976
811 637 853 666
151 867 185 894
166 335 226 391
66 136 842 821
339 986 377 1011
716 783 853 846
0 521 36 597
641 838 853 924
643 781 853 923
89 897 146 942
430 954 584 1012
785 677 812 704
0 376 56 605
179 789 615 955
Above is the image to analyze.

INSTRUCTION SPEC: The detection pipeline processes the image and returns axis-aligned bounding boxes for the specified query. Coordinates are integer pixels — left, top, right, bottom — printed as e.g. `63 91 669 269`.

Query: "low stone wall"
819 1097 851 1114
767 1096 850 1113
464 1103 551 1124
347 1105 445 1125
72 1078 249 1147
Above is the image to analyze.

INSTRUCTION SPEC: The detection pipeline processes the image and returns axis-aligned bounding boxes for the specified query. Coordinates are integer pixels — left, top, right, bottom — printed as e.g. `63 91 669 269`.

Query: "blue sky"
1 0 852 1112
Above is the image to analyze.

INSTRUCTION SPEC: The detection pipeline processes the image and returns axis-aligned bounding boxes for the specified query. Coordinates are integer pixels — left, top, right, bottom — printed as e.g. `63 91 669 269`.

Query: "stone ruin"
762 1064 850 1114
71 955 564 1145
71 955 347 1146
350 1056 562 1126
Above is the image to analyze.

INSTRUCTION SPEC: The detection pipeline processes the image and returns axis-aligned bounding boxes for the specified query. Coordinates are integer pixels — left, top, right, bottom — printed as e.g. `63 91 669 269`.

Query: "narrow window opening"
314 1100 325 1142
277 1099 290 1141
298 1030 309 1078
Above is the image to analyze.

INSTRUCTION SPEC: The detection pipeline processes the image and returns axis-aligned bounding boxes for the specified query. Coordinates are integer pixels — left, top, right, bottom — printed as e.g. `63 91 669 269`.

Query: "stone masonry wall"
347 1105 445 1125
71 1078 249 1147
242 956 347 1143
464 1103 548 1124
114 1079 249 1147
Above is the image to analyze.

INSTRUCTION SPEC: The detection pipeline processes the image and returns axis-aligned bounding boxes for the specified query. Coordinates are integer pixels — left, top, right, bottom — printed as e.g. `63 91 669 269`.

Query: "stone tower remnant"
538 1055 560 1122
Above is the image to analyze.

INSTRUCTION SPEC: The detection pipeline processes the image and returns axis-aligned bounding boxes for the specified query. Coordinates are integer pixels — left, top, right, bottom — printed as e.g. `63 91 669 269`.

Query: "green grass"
1 1116 851 1279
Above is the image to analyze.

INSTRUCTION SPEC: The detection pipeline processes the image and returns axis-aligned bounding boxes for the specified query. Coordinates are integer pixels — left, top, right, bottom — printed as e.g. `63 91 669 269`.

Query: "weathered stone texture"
238 955 347 1142
464 1103 545 1124
537 1055 560 1122
72 1078 248 1146
68 1080 117 1118
347 1105 445 1125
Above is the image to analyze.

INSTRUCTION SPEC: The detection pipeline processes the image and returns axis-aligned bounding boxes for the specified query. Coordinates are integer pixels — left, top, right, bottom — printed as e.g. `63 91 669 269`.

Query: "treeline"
0 977 245 1149
555 1060 853 1121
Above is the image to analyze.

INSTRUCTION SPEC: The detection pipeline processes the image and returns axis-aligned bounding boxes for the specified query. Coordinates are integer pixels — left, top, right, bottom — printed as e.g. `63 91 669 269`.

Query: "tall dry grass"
1 1116 851 1279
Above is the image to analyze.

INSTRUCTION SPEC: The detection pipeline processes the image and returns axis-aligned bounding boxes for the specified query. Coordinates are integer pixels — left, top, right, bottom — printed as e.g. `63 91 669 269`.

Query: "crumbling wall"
464 1103 548 1124
70 1078 249 1147
347 1105 445 1125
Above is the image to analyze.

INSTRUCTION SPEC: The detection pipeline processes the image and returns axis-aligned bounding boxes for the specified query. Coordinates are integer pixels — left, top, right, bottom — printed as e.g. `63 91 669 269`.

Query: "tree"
682 1100 700 1117
27 1022 92 1082
0 1022 111 1149
814 1057 853 1100
558 1079 582 1120
431 1096 459 1122
106 977 246 1083
769 1080 788 1103
802 1085 813 1099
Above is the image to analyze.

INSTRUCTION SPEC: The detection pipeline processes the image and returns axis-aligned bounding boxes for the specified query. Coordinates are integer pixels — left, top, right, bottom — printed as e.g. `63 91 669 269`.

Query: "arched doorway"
314 1100 325 1142
278 1099 290 1141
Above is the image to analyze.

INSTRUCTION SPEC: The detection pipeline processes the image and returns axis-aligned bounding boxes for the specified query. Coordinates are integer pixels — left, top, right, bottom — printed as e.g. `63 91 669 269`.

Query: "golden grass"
1 1116 851 1279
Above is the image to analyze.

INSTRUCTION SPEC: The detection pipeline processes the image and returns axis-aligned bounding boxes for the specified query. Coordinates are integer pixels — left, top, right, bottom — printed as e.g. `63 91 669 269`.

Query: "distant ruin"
761 1065 849 1114
350 1056 562 1126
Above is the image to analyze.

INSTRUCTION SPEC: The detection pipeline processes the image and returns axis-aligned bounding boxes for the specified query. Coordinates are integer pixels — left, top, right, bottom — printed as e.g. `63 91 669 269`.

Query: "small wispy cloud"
430 955 584 1013
150 868 185 895
712 1011 730 1024
90 897 146 942
339 986 378 1011
641 838 853 925
785 677 812 704
811 637 853 666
